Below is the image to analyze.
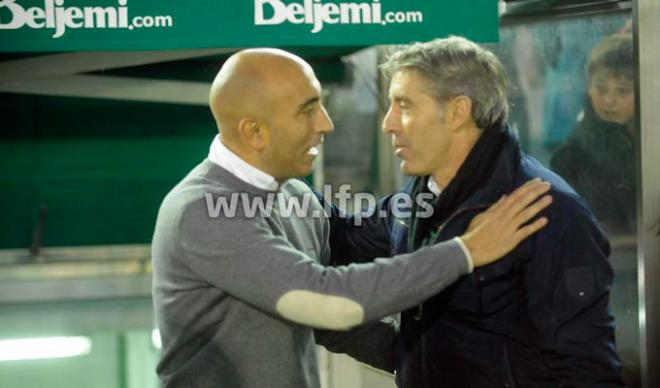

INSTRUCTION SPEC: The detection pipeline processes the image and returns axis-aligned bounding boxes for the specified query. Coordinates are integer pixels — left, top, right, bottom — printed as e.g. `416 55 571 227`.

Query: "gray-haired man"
330 36 624 387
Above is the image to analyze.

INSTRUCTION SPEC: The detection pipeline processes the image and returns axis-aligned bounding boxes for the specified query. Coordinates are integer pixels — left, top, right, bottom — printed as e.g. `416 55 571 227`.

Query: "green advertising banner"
0 0 499 52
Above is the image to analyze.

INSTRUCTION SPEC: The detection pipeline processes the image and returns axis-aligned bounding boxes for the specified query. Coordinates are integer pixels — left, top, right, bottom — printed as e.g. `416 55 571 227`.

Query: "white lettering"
118 3 127 27
339 3 370 24
0 0 25 29
83 7 118 28
323 3 339 24
26 7 46 28
0 0 173 38
304 0 312 23
278 192 313 218
254 0 287 25
241 193 275 218
371 0 380 23
289 2 305 24
45 0 54 27
311 0 323 33
409 11 422 22
206 193 238 218
352 192 377 226
154 15 172 27
53 3 65 37
414 193 435 219
65 7 83 28
254 0 421 34
142 15 154 27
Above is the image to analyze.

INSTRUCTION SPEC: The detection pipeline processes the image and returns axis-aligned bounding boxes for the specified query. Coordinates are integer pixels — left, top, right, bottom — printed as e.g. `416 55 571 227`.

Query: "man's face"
383 70 453 177
262 69 334 180
588 69 635 125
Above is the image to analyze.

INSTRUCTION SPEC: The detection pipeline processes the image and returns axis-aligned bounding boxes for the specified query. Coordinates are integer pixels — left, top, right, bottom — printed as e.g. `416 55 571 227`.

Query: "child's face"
588 69 635 125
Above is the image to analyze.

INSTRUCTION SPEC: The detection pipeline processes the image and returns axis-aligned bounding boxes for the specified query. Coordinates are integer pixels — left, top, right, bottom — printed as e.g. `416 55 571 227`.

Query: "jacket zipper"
413 202 493 321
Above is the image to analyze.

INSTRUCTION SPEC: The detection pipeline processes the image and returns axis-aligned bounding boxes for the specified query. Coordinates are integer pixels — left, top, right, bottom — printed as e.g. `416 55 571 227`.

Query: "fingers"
486 194 508 213
512 195 553 228
463 179 553 266
499 180 551 219
489 179 540 215
513 216 549 241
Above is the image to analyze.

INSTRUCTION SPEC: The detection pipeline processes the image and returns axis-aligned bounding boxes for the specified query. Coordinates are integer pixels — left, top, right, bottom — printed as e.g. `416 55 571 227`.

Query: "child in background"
551 33 635 233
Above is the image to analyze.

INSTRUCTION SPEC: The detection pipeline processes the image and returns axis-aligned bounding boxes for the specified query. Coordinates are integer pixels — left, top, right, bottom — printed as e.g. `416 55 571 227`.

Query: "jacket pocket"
564 266 594 302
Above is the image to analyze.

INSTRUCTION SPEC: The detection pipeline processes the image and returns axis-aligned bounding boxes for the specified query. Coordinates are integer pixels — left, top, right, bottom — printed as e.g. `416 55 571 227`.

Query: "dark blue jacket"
327 134 623 388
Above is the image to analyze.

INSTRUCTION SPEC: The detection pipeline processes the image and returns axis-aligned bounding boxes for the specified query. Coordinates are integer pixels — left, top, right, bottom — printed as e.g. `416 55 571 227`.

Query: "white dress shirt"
207 135 279 191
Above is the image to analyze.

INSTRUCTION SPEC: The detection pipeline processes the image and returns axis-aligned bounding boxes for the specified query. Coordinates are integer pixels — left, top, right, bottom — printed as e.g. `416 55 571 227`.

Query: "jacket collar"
402 124 523 211
459 127 522 209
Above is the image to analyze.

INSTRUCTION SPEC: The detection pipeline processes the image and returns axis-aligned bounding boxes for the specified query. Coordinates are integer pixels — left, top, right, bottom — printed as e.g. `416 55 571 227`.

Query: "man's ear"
238 117 266 151
447 96 473 131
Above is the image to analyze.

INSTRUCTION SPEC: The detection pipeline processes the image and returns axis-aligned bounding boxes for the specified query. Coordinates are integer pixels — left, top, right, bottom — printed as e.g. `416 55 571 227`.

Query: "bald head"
206 48 332 181
209 48 314 143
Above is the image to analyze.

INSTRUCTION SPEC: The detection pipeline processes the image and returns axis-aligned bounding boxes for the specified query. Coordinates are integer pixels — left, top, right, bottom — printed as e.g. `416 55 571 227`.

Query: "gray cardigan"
151 159 468 388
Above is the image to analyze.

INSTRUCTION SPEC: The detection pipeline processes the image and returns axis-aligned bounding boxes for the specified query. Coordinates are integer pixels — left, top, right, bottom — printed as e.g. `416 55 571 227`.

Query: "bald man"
151 48 552 388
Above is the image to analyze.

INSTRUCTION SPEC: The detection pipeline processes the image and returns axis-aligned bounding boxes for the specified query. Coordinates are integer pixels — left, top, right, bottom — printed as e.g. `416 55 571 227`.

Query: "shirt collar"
208 135 279 191
427 176 443 196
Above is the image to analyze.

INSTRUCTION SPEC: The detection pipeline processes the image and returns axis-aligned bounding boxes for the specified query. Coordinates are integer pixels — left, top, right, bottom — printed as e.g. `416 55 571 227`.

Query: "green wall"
1 93 216 249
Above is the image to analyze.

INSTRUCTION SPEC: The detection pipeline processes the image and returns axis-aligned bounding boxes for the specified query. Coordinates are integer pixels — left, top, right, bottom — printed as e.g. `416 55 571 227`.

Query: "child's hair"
587 33 633 82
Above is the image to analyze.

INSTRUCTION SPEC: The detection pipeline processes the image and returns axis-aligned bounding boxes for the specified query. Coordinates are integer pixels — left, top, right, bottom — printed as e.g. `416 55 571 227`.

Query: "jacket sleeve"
313 191 399 372
524 196 624 387
314 317 400 373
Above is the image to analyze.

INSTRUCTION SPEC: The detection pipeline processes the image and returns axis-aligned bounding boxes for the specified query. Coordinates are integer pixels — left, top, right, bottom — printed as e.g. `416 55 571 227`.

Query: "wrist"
454 237 474 273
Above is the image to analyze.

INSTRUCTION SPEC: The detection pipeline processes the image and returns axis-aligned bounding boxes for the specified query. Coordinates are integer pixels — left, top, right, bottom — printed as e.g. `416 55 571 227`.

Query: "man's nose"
317 106 334 134
382 106 400 134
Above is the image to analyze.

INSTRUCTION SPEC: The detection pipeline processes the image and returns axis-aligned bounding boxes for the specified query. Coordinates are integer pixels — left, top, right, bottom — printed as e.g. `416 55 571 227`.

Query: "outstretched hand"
461 179 552 267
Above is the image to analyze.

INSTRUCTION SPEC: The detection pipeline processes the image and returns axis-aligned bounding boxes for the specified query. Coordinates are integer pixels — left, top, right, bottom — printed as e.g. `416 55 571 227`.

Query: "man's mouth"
307 146 319 156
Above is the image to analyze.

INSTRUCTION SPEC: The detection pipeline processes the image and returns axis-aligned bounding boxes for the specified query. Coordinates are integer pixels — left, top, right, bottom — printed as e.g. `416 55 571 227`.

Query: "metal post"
634 0 660 387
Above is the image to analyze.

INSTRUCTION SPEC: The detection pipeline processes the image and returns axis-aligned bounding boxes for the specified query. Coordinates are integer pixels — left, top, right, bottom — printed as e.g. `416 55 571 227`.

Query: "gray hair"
380 36 509 129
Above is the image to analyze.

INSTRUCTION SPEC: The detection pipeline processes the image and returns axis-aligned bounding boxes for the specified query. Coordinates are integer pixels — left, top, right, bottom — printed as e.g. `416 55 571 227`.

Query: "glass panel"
485 10 639 387
323 48 381 197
